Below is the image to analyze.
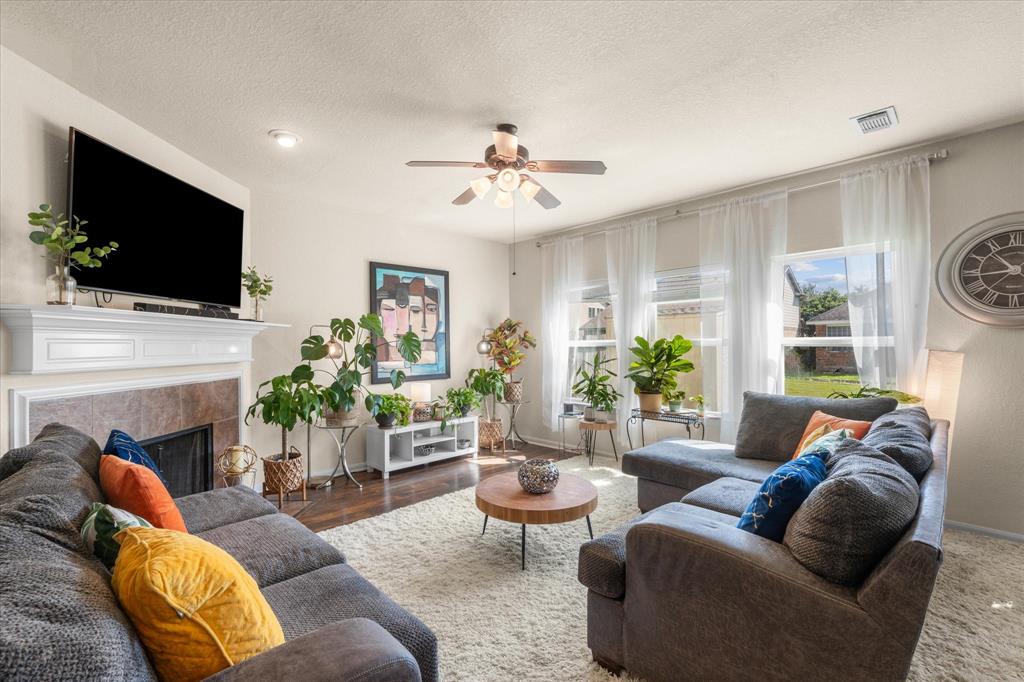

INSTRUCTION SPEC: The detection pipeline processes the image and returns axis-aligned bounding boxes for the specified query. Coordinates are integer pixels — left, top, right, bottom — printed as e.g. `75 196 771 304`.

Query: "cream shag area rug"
319 456 1024 681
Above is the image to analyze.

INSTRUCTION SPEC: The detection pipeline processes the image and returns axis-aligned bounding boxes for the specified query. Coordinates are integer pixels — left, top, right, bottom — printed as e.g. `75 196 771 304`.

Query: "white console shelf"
0 304 286 374
365 415 479 480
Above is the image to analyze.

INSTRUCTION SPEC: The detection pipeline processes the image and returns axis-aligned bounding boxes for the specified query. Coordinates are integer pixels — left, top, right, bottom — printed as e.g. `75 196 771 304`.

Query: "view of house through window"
781 248 894 397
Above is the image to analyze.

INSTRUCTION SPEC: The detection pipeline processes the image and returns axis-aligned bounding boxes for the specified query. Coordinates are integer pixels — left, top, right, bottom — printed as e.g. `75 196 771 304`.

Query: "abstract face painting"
369 262 450 382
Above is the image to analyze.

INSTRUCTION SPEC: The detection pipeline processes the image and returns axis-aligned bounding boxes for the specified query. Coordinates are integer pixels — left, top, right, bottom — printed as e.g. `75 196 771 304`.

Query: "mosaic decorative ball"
518 458 560 494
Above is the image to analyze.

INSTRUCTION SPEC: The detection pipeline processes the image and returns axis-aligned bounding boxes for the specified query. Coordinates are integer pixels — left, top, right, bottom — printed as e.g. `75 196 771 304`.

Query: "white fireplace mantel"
0 304 287 374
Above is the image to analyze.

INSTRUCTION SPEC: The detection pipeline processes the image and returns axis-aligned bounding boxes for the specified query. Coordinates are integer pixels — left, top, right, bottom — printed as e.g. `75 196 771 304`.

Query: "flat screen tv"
67 128 244 308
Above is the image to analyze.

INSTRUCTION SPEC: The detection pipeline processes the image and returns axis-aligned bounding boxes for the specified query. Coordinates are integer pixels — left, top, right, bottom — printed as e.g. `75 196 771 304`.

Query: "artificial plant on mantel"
27 204 118 305
246 314 421 455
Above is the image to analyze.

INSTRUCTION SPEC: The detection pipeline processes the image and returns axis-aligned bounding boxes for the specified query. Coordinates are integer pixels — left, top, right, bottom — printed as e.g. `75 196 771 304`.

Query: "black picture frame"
368 261 451 383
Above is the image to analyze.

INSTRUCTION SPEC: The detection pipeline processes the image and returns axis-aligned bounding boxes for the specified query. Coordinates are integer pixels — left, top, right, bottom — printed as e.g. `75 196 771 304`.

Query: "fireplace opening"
140 424 214 498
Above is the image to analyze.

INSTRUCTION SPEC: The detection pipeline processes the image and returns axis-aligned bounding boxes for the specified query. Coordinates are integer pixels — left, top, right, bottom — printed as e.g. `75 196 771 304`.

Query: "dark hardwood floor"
277 443 575 532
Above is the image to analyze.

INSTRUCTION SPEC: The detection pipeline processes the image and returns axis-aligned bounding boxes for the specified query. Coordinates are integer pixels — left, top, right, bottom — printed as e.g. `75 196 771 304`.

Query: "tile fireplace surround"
14 374 240 455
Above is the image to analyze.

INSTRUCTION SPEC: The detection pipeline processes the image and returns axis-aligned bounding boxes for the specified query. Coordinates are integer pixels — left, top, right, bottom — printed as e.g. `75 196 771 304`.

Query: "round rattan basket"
479 418 504 450
262 446 305 507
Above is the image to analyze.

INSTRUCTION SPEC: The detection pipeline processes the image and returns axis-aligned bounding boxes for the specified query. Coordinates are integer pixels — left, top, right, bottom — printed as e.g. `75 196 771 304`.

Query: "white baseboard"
521 434 625 461
944 520 1023 543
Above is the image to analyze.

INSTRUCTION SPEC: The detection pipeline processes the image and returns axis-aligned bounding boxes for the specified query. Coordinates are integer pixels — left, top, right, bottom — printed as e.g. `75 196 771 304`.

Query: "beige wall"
0 47 254 450
511 121 1024 537
248 190 509 477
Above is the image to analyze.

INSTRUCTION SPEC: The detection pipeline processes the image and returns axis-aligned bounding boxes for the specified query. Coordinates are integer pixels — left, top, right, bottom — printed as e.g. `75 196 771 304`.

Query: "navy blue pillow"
103 429 169 487
737 454 827 542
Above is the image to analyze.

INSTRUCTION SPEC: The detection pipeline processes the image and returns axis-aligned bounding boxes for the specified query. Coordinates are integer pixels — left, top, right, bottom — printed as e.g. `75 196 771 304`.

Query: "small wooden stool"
578 420 618 466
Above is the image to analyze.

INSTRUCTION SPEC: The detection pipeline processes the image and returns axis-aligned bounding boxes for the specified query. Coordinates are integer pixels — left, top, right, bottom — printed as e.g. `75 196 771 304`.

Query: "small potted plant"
690 394 706 417
373 393 412 428
664 389 686 413
27 204 118 305
486 318 537 403
572 352 622 422
241 266 273 321
440 387 481 431
467 366 506 448
625 335 695 413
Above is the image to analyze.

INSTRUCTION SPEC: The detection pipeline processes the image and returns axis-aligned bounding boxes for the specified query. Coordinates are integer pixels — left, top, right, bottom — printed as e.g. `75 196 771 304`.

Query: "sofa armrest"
205 618 421 682
622 507 903 680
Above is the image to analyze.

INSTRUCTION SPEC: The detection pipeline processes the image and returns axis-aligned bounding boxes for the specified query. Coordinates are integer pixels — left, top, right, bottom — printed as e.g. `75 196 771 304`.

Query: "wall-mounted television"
67 128 244 308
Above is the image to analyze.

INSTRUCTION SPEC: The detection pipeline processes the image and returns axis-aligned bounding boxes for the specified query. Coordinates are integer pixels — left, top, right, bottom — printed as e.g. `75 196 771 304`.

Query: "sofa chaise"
579 393 949 682
0 423 438 682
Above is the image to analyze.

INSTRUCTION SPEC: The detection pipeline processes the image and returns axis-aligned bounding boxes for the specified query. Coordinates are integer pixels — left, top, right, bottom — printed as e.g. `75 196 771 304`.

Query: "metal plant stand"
499 400 530 450
626 408 705 450
306 422 361 490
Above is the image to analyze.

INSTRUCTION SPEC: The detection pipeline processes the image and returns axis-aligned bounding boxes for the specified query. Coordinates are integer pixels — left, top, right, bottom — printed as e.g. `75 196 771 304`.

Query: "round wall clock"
936 211 1024 327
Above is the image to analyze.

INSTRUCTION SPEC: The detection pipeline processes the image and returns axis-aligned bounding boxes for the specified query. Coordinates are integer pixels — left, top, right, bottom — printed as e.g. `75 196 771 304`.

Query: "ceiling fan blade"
533 185 561 210
407 161 488 168
492 130 519 160
451 186 478 205
527 160 607 175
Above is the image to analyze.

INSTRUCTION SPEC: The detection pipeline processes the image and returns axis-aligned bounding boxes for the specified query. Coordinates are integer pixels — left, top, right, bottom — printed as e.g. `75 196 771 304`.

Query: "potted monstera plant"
486 319 537 403
625 335 695 413
245 364 340 459
298 314 421 426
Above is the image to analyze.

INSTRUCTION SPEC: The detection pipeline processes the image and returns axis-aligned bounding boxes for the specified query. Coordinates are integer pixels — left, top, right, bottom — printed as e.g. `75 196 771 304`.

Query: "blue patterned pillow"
737 454 827 542
103 429 169 487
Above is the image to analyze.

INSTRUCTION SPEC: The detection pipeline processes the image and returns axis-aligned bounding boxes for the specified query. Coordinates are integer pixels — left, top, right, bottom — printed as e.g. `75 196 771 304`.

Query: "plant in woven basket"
466 367 505 422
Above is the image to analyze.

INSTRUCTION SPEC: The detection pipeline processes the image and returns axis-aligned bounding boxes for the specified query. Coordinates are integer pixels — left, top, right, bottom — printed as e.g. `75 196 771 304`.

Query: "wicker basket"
262 446 306 507
479 418 505 452
504 380 524 403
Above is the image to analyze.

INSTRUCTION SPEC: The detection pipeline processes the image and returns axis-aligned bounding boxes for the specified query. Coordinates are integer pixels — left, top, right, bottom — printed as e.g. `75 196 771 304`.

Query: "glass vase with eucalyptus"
27 204 118 306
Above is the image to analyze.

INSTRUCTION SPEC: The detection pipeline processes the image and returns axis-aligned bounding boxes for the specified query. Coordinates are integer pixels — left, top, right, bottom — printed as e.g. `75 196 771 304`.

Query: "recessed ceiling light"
268 129 301 148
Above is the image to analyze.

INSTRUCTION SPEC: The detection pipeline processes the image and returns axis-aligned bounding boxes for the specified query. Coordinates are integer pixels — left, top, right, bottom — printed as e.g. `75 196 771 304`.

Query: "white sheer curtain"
540 236 583 430
700 191 787 442
841 155 930 395
606 218 657 444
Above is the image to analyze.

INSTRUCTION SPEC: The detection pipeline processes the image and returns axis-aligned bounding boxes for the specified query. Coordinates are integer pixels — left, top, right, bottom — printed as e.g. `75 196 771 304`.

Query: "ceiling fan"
406 123 607 209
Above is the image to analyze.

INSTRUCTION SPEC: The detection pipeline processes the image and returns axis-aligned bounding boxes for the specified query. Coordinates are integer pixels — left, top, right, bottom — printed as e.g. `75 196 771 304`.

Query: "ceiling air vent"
850 106 899 134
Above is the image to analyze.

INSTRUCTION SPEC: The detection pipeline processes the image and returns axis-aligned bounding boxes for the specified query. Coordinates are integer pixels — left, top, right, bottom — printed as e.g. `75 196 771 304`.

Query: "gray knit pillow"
784 446 919 585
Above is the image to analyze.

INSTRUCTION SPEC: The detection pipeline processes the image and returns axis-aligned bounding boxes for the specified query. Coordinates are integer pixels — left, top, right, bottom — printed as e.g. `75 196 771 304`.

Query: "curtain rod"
534 148 948 247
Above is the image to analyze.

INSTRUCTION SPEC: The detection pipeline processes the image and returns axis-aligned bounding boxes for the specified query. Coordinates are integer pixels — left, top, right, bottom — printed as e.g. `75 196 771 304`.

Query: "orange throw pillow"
99 455 187 532
792 410 872 459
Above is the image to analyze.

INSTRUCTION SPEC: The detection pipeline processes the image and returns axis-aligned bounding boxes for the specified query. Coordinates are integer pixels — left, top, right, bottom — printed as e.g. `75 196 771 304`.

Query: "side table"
498 400 530 450
306 420 362 490
626 408 705 449
578 420 618 466
558 413 583 455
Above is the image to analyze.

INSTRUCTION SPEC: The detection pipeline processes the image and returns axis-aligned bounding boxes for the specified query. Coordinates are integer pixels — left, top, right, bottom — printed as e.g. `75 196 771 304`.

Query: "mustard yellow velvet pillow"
111 526 284 681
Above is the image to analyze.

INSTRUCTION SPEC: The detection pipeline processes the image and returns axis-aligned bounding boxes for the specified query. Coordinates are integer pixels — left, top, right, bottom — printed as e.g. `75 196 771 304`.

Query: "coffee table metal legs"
587 515 593 539
482 515 488 535
521 524 526 570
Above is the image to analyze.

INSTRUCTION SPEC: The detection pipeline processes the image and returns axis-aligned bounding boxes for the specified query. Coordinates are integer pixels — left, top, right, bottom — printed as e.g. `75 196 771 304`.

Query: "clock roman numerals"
940 215 1024 325
1009 232 1023 246
964 279 986 294
981 290 1000 306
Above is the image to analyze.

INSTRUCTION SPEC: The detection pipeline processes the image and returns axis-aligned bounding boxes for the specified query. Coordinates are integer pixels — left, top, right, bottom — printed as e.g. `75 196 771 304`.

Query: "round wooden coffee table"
475 471 598 570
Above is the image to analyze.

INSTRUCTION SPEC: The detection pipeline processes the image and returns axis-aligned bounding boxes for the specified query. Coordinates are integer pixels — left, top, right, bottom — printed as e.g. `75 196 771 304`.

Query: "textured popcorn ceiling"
1 1 1022 241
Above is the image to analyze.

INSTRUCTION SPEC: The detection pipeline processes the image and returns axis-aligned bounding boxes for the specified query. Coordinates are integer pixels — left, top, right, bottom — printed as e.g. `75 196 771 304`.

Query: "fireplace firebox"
140 424 214 498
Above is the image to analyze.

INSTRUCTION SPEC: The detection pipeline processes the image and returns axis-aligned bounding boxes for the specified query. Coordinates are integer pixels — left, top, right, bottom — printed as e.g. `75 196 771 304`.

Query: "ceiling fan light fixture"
470 175 494 199
519 175 541 203
496 168 520 193
494 189 514 209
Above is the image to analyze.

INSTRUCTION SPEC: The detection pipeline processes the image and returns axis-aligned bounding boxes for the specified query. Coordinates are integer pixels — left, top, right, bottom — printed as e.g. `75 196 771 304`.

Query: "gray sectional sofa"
579 393 949 682
0 424 437 682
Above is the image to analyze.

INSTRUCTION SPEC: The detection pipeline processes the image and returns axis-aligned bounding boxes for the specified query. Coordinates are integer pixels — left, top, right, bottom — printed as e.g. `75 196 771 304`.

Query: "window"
564 268 722 412
654 268 722 412
780 246 894 398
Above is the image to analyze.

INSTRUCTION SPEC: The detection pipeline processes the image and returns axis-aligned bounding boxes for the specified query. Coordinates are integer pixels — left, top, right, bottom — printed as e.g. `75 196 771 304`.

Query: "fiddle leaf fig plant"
625 335 695 395
27 204 117 269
